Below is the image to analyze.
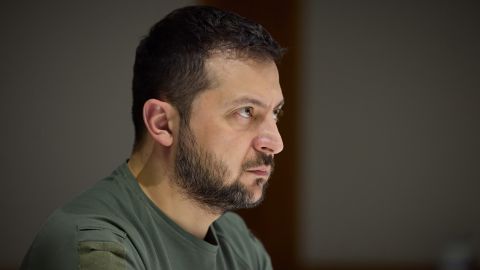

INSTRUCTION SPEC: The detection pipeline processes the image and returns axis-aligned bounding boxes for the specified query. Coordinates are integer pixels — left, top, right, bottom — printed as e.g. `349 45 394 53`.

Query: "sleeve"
20 214 138 270
75 222 129 270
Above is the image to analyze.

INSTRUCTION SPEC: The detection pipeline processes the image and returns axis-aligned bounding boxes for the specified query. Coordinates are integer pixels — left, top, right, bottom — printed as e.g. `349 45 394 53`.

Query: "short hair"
131 5 285 149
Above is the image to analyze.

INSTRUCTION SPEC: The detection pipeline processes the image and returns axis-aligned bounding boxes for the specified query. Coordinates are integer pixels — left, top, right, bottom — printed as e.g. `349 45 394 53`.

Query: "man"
21 5 284 270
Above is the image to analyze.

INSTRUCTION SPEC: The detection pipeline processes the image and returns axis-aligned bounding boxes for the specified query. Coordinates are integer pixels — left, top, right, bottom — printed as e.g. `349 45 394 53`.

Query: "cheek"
224 138 256 178
209 133 253 173
192 119 250 153
189 116 255 172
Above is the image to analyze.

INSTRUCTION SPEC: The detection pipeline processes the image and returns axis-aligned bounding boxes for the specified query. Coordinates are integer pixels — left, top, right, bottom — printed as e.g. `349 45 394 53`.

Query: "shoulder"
214 212 272 270
21 209 145 269
21 170 142 269
21 208 133 270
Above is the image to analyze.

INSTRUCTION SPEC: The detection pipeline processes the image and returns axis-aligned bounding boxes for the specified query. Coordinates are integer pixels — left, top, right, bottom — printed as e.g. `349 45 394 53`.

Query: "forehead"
198 55 283 106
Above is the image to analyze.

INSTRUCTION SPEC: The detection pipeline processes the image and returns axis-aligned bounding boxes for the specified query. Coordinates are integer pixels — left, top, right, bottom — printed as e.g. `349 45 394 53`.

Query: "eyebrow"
228 97 285 110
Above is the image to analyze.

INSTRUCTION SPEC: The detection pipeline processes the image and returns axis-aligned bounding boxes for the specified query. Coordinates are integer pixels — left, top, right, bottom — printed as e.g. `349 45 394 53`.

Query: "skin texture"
173 121 275 213
129 55 284 239
187 56 284 203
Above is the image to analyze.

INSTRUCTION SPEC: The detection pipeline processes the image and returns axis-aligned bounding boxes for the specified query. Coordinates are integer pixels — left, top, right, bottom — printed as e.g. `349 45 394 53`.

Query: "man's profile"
21 5 284 270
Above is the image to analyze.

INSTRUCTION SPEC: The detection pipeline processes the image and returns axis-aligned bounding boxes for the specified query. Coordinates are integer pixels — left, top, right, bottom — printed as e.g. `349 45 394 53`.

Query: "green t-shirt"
21 163 272 270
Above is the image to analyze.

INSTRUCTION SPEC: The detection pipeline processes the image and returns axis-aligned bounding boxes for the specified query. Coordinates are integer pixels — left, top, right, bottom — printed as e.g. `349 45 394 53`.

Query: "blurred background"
1 1 479 269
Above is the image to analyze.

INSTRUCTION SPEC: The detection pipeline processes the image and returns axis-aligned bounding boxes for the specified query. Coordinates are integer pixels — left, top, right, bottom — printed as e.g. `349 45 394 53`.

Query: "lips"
246 166 271 177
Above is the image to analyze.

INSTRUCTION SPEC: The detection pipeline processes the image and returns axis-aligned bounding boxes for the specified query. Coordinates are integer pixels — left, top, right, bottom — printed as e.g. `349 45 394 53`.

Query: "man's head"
132 5 284 148
132 6 285 213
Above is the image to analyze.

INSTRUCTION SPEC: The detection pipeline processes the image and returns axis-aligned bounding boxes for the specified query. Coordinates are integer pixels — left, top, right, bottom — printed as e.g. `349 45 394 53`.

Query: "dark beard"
174 124 274 214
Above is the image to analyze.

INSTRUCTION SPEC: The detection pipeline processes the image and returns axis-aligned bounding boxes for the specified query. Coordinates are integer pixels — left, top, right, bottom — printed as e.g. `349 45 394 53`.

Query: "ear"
143 99 176 147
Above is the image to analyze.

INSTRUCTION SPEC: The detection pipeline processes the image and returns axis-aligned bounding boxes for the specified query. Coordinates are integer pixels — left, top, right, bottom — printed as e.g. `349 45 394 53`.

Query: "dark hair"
131 5 285 149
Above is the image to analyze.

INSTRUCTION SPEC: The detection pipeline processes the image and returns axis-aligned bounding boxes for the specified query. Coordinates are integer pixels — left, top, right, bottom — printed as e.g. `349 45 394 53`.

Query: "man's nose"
252 118 284 155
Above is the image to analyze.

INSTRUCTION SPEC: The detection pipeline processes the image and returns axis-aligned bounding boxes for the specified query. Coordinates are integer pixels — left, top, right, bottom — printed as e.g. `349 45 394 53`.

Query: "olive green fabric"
78 241 125 270
20 163 272 270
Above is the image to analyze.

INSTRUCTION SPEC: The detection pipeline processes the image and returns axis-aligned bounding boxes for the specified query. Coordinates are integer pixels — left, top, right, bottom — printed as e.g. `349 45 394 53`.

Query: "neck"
128 139 153 177
128 144 220 240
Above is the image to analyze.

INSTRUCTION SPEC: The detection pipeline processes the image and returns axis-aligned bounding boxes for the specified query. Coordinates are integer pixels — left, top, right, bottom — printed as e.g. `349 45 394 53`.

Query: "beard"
173 123 274 214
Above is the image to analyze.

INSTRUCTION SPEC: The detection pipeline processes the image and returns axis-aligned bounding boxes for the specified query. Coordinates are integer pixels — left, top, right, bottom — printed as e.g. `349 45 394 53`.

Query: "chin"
249 179 267 200
251 192 263 204
236 174 268 206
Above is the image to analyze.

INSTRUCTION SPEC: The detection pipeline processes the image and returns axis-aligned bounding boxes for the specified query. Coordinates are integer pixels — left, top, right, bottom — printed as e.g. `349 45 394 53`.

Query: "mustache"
241 152 275 171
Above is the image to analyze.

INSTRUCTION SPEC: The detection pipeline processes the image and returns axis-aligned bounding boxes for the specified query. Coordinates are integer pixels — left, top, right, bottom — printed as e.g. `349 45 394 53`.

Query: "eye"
237 107 254 119
273 108 284 122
